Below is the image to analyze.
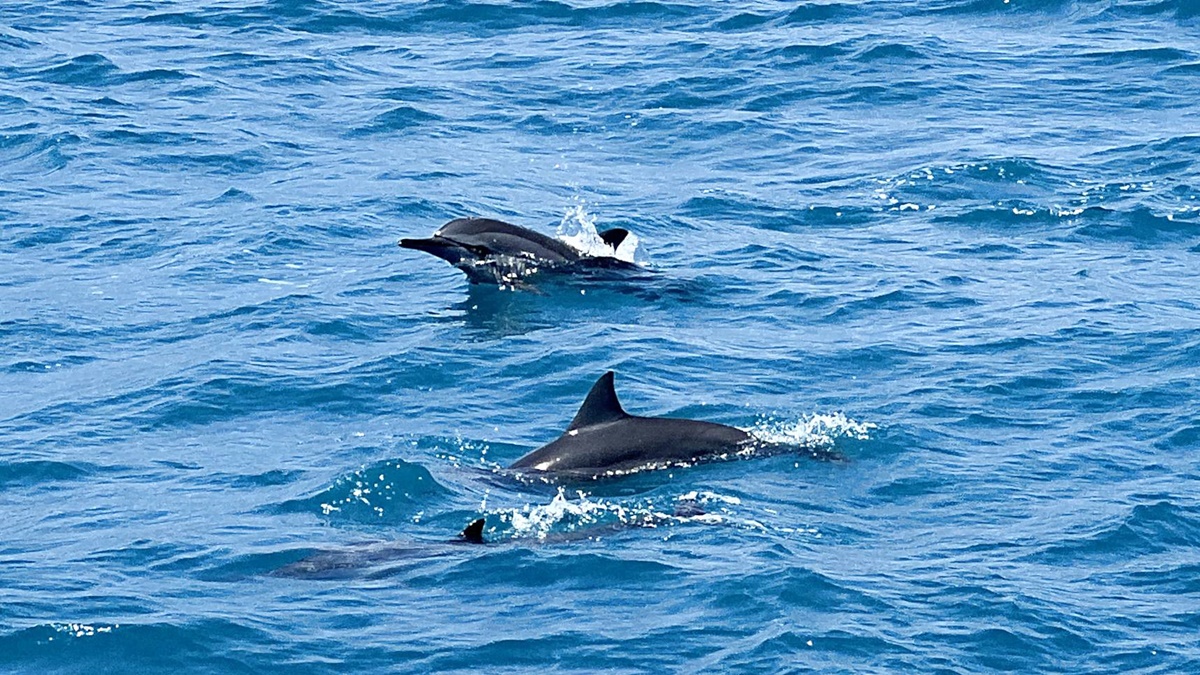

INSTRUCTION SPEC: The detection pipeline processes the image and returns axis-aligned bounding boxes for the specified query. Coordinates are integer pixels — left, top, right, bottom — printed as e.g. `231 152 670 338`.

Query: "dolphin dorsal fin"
567 371 628 431
460 517 485 544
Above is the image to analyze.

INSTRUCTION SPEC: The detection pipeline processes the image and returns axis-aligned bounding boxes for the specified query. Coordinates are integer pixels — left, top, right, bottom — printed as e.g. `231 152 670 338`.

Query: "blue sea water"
3 0 1200 671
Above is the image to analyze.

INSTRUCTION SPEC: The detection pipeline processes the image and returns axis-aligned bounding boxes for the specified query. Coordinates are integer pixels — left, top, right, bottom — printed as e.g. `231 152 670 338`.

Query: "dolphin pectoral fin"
567 371 629 431
460 517 486 544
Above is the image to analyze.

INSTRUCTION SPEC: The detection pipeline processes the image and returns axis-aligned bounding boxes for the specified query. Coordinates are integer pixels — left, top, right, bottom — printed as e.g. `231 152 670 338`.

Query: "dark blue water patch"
782 2 861 25
1027 499 1200 565
25 54 120 86
710 10 773 31
1068 205 1200 243
833 81 937 105
867 474 951 504
419 547 682 590
922 0 1078 17
275 458 451 525
0 29 37 50
1112 562 1200 595
1162 61 1200 75
821 289 933 321
223 469 305 489
945 242 1025 258
94 127 204 147
407 0 704 32
140 147 269 176
118 365 420 430
207 187 256 205
0 460 98 491
5 354 100 374
0 93 28 109
79 539 206 572
1159 423 1200 450
0 620 273 674
1081 46 1195 65
1086 135 1200 178
638 75 751 111
852 41 934 64
374 85 451 103
513 112 587 136
763 40 853 67
0 130 82 174
90 96 127 108
275 0 712 36
120 68 193 85
1101 0 1200 22
348 103 446 136
678 194 875 230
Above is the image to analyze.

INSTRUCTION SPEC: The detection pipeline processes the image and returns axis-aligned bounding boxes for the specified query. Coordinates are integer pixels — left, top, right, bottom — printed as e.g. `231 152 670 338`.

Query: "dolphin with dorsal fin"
399 217 633 285
508 371 753 476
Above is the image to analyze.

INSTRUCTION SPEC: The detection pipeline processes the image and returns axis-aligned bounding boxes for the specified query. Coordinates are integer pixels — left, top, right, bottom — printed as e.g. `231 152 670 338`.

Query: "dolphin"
508 371 754 477
272 518 487 579
399 217 633 284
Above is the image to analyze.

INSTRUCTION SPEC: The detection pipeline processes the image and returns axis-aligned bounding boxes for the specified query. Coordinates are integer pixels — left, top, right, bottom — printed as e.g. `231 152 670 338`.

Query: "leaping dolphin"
399 217 633 285
509 371 754 477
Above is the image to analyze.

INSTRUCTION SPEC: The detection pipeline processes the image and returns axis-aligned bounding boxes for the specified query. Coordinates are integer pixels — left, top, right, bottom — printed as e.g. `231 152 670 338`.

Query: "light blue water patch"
3 0 1200 672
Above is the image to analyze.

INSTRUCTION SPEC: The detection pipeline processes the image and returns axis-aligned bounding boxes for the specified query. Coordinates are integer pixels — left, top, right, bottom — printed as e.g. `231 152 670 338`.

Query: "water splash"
491 487 773 541
48 623 118 640
748 412 877 448
556 203 648 264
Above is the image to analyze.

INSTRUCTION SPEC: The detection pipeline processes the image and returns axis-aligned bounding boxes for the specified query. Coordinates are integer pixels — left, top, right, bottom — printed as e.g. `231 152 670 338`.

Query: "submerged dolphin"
273 519 487 579
509 371 753 477
399 217 633 284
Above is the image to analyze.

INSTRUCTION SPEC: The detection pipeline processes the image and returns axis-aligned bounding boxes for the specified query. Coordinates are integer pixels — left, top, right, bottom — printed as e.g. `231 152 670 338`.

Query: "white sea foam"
747 412 877 447
49 623 117 639
493 487 776 542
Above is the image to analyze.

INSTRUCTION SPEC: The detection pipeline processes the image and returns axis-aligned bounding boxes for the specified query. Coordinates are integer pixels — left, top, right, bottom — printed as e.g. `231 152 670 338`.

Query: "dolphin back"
435 218 582 263
509 371 752 475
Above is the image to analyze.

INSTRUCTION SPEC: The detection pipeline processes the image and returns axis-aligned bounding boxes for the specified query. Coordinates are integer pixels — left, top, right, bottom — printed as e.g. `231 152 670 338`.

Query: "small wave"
0 459 95 490
1028 499 1200 563
282 0 706 35
1102 0 1200 22
347 105 442 137
26 54 120 86
711 11 773 31
0 130 81 173
277 458 450 524
852 42 932 63
0 620 271 669
782 2 859 25
1081 46 1194 64
923 0 1077 17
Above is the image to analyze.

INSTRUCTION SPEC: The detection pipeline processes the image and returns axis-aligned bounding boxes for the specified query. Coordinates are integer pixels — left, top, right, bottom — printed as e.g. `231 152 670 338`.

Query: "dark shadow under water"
442 265 724 339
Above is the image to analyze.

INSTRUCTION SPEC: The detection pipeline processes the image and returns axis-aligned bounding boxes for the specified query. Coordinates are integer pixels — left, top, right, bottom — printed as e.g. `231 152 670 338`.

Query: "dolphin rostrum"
509 371 753 477
399 217 632 285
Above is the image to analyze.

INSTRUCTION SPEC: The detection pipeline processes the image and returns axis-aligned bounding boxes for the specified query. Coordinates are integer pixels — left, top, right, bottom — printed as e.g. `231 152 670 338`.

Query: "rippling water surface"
3 0 1200 672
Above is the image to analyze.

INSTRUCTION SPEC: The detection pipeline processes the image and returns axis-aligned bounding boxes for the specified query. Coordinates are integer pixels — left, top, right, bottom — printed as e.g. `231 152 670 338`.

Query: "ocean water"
3 0 1200 672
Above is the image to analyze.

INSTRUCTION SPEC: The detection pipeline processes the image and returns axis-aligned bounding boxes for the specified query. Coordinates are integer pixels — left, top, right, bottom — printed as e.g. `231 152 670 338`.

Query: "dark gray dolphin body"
400 217 632 284
272 519 486 579
509 371 753 477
